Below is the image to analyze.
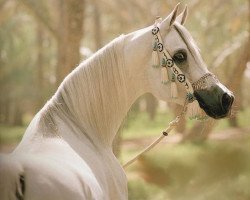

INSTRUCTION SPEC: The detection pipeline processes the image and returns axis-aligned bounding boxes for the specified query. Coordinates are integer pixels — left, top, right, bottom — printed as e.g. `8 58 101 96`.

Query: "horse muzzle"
194 84 234 119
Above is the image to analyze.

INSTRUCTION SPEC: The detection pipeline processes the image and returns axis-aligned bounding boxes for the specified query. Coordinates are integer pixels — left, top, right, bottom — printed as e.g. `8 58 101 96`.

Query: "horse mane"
39 35 128 145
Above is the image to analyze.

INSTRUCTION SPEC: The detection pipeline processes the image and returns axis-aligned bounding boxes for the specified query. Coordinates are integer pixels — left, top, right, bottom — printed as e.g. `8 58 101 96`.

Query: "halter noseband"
151 19 215 104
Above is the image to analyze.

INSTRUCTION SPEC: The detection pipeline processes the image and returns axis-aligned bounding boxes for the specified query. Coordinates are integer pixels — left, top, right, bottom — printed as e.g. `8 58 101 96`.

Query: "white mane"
40 35 129 146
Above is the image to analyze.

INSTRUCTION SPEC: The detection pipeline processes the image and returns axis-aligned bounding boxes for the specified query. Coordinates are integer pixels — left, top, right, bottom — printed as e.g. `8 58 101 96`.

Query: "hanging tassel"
161 67 169 84
152 42 159 68
171 82 178 98
161 58 169 84
187 100 208 120
170 73 178 98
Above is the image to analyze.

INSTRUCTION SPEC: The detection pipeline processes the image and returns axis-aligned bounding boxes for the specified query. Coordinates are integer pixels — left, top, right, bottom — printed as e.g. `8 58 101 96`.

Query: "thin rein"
123 100 188 169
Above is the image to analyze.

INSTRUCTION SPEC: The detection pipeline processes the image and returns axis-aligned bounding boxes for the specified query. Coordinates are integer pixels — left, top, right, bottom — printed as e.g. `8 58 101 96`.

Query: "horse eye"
173 52 187 64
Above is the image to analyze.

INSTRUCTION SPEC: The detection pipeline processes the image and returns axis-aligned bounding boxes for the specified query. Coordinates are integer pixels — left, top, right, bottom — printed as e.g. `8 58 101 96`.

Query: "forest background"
0 0 249 199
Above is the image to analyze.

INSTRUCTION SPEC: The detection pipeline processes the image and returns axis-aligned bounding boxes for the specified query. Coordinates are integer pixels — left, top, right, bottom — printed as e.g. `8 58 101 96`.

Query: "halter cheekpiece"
151 18 215 105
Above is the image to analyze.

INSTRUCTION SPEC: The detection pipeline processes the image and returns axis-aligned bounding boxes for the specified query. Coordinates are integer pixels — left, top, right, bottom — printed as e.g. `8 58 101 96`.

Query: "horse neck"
50 35 148 148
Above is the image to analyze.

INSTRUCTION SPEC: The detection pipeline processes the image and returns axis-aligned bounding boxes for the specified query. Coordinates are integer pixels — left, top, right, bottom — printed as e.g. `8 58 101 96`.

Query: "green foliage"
122 106 250 140
0 8 36 93
127 137 250 200
0 125 26 144
0 4 38 125
0 1 249 199
122 111 174 139
128 179 167 200
238 107 250 127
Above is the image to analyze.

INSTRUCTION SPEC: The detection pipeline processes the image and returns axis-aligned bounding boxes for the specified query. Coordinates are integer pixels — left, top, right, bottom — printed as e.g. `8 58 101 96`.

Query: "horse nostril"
222 93 234 111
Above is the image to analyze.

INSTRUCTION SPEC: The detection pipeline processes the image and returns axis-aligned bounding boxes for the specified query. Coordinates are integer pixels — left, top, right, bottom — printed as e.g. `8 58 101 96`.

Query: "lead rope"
123 99 188 169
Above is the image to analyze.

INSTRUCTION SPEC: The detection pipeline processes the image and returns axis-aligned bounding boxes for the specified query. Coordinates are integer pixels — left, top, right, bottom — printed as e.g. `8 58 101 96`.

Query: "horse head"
141 4 234 119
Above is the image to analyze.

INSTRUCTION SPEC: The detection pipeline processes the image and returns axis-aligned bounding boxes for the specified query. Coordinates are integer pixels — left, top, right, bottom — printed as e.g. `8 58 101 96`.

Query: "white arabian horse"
0 5 234 200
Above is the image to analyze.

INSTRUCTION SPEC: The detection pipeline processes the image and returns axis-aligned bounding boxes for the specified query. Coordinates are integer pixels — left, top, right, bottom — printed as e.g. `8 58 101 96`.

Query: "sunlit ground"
0 108 250 200
124 136 250 200
118 108 250 200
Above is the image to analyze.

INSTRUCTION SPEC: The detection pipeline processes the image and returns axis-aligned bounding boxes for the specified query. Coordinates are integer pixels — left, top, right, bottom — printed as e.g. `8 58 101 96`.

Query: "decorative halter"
122 19 216 169
151 19 196 102
151 18 216 119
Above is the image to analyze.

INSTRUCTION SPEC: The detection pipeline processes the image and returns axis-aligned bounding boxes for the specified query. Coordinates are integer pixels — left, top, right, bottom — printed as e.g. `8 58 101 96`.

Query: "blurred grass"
122 111 174 140
0 107 249 144
0 125 26 144
127 136 250 200
123 107 250 140
0 107 250 200
123 107 250 200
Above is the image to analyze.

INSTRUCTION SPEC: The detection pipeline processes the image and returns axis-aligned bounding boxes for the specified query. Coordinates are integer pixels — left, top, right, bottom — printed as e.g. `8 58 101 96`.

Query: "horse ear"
177 5 188 25
160 3 180 30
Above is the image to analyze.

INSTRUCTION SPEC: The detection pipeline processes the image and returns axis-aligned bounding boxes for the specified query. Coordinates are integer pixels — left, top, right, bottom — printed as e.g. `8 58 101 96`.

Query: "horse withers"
0 4 234 200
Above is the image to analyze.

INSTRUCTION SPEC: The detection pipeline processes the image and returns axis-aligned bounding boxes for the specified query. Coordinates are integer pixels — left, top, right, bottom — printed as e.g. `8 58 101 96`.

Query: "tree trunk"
145 93 158 121
93 1 102 51
0 100 2 123
12 100 23 126
183 118 216 142
227 39 250 127
228 1 250 127
36 24 45 110
56 0 85 85
0 88 4 123
3 98 10 125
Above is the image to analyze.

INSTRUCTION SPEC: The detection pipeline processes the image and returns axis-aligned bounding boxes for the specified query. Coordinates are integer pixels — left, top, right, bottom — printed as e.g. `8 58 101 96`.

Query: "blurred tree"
227 39 250 127
0 1 36 125
0 0 7 9
182 0 249 142
145 93 158 121
0 0 248 143
20 0 85 85
56 0 85 85
35 24 47 110
92 1 102 50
